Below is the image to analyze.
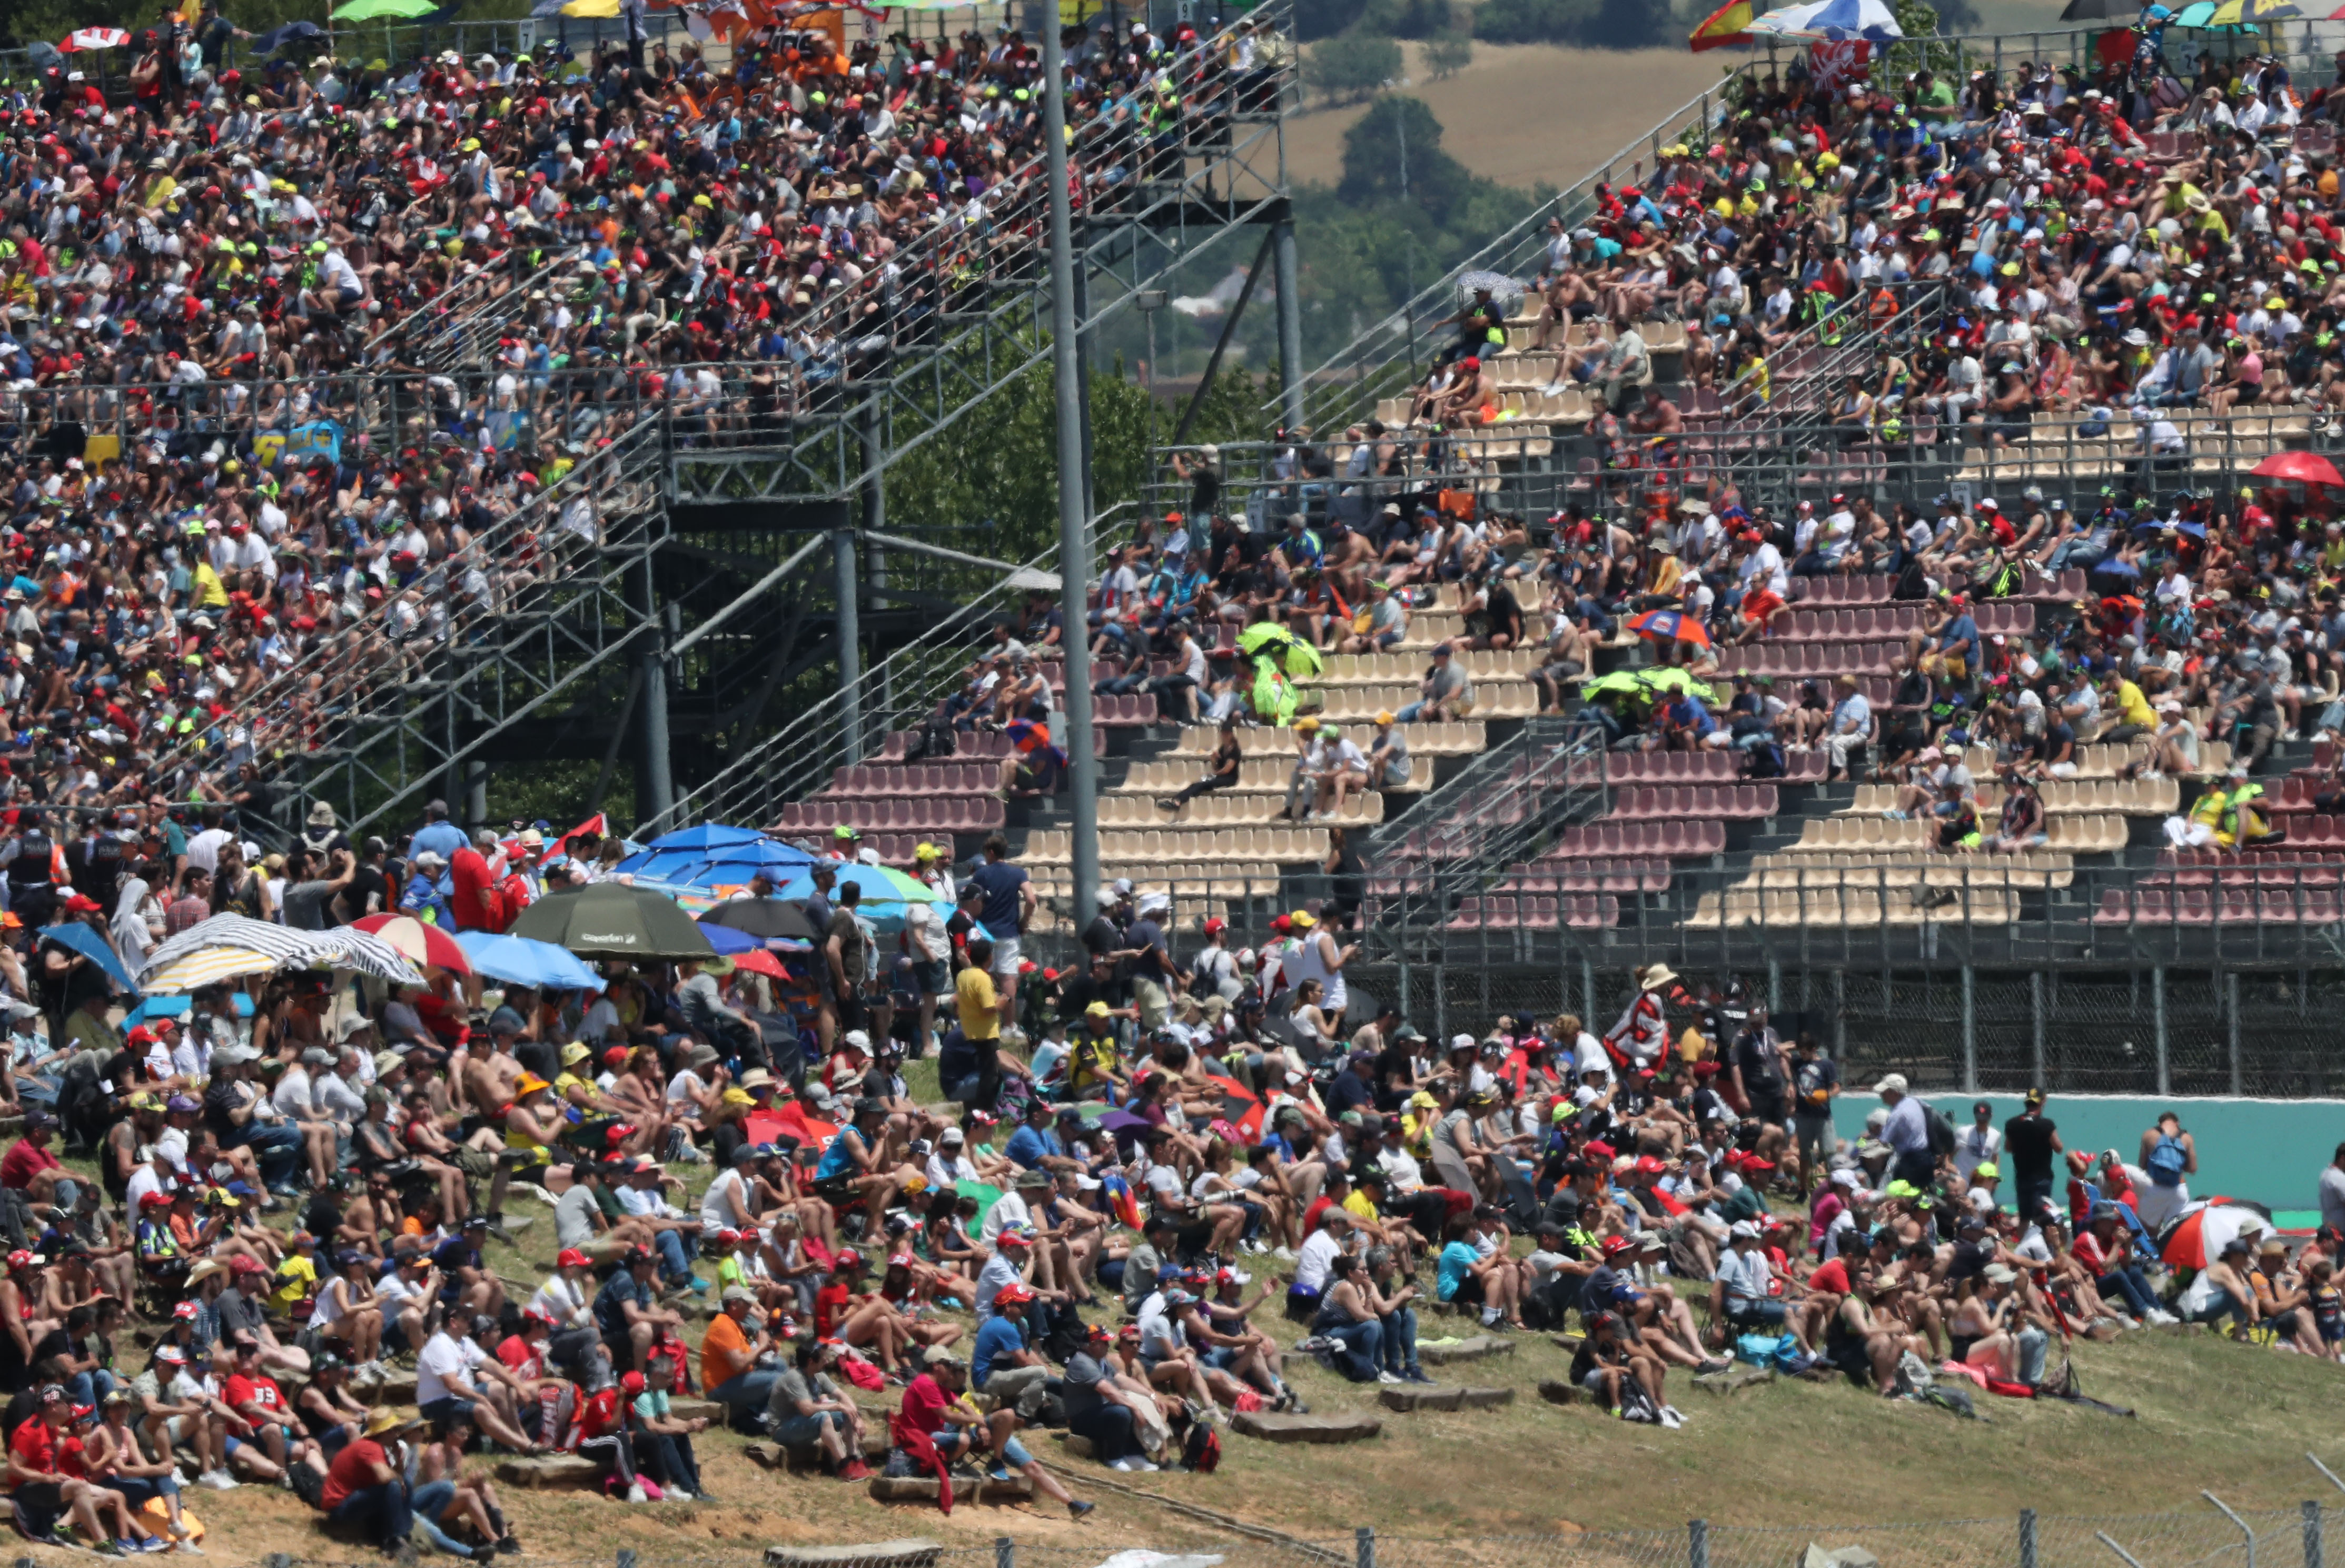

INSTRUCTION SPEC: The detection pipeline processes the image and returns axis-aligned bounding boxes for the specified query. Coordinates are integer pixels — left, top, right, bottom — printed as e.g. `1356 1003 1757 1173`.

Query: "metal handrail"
1280 80 1731 436
642 500 1145 838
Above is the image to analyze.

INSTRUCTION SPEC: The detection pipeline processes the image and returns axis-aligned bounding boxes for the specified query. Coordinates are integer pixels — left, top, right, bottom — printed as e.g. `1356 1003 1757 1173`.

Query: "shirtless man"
1437 356 1499 428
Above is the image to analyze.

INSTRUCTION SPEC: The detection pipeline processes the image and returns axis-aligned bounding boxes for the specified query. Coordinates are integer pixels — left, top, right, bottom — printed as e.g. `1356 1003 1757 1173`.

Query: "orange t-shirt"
699 1312 754 1387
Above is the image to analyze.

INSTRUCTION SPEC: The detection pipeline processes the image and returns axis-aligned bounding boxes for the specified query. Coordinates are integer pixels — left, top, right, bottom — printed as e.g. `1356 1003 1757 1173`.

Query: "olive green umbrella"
508 881 717 962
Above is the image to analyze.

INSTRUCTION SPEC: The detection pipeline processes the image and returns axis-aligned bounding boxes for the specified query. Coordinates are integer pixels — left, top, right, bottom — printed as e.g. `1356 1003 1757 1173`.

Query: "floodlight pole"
1044 15 1099 929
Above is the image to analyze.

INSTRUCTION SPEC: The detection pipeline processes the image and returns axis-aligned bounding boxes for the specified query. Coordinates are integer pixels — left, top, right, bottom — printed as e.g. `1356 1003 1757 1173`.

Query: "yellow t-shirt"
269 1253 318 1313
1342 1191 1381 1225
2115 678 2156 730
956 964 1000 1040
193 561 230 608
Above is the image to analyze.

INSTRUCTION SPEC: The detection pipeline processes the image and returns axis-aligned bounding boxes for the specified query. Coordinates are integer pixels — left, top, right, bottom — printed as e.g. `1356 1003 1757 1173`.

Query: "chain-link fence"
263 1502 2345 1568
1299 958 2345 1099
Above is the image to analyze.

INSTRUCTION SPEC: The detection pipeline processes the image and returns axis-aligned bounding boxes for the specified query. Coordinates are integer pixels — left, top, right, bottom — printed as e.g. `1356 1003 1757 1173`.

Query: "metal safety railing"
641 501 1147 839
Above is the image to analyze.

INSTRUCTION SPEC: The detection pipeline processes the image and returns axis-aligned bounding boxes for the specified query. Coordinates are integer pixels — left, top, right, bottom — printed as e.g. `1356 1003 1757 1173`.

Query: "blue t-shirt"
1003 1125 1061 1170
971 1314 1025 1385
967 860 1029 935
1436 1240 1481 1303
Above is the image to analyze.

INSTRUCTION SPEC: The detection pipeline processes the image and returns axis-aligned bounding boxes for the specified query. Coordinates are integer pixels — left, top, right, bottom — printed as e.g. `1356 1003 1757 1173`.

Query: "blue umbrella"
41 922 133 994
697 923 758 956
451 931 605 990
614 826 813 890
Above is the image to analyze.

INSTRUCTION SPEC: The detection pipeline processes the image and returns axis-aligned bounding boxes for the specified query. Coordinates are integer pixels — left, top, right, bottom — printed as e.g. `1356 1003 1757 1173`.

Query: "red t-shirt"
320 1437 388 1511
1809 1257 1852 1296
224 1374 284 1416
495 1334 542 1377
0 1138 60 1192
897 1373 951 1440
9 1414 55 1476
814 1281 850 1338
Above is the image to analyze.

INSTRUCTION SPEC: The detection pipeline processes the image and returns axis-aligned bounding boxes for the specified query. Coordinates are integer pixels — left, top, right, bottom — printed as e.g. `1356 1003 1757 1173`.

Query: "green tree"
1471 0 1597 44
1584 0 1668 47
1335 95 1469 217
1308 29 1402 106
1360 0 1455 37
1422 27 1470 78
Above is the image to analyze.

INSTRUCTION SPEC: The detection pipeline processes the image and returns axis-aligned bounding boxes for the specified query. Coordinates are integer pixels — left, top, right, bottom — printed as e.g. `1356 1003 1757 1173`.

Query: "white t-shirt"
981 1188 1032 1244
1952 1122 2002 1181
1294 1228 1342 1294
700 1167 754 1232
415 1331 484 1406
529 1274 592 1329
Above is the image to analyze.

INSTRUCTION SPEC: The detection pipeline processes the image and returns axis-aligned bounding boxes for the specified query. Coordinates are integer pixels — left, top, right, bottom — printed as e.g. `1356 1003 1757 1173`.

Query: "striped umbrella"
137 914 426 990
296 929 429 986
145 947 283 993
141 915 324 985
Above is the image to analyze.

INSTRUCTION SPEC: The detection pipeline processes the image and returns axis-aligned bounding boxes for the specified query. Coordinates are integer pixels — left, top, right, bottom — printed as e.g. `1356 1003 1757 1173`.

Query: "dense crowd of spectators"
0 1 1283 845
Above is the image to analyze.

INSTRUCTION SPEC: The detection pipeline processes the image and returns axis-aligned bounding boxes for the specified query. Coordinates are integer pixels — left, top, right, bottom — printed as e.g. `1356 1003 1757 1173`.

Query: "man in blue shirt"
1876 1073 1935 1189
972 1284 1050 1404
965 833 1034 1018
1003 1100 1068 1173
409 799 467 864
1928 595 1981 680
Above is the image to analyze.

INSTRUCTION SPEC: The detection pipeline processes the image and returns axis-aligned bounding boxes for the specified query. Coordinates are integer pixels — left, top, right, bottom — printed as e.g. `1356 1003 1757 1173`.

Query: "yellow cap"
1290 909 1317 929
1374 710 1396 725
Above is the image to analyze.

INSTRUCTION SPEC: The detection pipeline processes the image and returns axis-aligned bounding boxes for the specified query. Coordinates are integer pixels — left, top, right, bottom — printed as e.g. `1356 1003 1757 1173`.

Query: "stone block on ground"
1417 1335 1515 1367
1052 1433 1096 1458
745 1430 890 1471
1691 1364 1775 1396
667 1398 724 1425
868 1475 1034 1504
765 1542 941 1568
1537 1378 1582 1407
360 1373 420 1406
1378 1386 1464 1413
1228 1410 1381 1444
1550 1334 1585 1353
493 1454 606 1490
1458 1386 1516 1409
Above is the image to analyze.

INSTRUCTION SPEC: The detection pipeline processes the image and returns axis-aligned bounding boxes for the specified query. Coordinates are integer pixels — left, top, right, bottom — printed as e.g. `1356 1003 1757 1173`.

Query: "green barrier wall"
1829 1093 2345 1214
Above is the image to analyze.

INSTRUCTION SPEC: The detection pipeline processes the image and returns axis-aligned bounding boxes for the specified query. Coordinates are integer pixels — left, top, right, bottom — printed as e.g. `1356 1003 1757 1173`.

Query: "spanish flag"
1688 0 1753 50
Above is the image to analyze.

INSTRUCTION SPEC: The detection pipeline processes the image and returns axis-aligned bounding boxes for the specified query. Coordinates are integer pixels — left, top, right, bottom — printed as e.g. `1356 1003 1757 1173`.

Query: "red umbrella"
2251 451 2345 487
1628 608 1714 650
729 949 788 980
350 912 471 975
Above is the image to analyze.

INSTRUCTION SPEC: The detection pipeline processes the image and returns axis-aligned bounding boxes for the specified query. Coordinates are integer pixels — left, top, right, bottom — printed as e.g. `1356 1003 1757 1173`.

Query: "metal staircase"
183 8 1305 841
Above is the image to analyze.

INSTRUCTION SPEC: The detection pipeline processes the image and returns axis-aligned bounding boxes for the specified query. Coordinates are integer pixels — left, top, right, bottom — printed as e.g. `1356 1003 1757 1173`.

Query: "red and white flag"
1808 39 1872 94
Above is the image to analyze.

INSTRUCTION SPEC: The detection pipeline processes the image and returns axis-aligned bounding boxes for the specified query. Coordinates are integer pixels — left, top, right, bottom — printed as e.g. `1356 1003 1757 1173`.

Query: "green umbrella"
1582 671 1651 699
331 0 439 17
955 1178 1004 1225
508 881 717 962
1638 667 1717 702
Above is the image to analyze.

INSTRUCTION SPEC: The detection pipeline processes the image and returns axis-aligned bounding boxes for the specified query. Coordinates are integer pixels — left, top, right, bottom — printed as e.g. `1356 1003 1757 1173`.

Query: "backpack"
1181 1422 1221 1473
287 1456 326 1510
1922 1100 1958 1159
1745 740 1787 780
2145 1134 2188 1188
903 713 956 763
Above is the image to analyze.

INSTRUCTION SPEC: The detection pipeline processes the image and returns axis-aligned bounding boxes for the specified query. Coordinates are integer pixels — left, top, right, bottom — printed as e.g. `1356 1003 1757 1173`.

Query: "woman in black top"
1324 826 1365 931
1159 719 1242 813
